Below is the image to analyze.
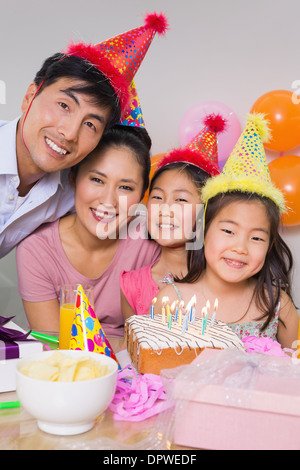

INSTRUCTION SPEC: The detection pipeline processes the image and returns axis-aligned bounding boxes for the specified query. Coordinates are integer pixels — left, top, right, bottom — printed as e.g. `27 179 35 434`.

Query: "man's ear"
21 82 38 113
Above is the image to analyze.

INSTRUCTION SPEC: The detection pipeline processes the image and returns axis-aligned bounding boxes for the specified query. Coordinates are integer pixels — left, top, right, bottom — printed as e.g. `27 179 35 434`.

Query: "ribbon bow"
0 315 33 360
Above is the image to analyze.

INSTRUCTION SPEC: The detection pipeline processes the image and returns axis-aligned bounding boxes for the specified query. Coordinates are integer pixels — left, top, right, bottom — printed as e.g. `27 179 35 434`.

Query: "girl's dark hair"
70 124 152 199
34 53 121 128
149 161 210 194
179 191 294 331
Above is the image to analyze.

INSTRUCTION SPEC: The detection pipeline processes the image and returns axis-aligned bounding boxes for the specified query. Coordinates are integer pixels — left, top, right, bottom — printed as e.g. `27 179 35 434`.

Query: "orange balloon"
268 155 300 226
142 153 164 204
251 90 300 152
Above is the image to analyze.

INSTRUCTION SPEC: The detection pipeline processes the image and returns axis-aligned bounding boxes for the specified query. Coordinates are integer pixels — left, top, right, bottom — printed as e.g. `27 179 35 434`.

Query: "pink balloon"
179 101 241 167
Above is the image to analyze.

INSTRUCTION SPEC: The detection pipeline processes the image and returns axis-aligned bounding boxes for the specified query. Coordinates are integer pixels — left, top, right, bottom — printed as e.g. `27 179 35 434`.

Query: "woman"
16 125 160 336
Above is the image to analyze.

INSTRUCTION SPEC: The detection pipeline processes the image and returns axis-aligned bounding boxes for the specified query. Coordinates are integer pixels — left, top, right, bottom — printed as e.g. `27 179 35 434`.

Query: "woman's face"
147 168 202 247
74 145 144 239
204 199 271 285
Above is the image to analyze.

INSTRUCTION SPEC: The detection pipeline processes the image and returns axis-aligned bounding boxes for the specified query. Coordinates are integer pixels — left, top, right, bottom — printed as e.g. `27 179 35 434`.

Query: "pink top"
16 219 160 337
120 263 160 316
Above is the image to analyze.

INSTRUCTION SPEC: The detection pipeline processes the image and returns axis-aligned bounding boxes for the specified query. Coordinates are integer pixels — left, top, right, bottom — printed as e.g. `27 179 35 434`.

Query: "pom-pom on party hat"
66 12 169 117
201 113 286 213
157 113 227 176
69 285 119 367
119 81 145 127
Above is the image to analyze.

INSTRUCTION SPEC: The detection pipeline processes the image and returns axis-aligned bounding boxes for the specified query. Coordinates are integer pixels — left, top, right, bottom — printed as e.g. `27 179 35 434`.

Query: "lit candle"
172 301 179 322
201 306 207 335
210 298 218 328
181 313 188 335
186 298 193 322
166 297 170 322
178 301 184 326
151 297 157 319
162 297 166 324
191 295 196 323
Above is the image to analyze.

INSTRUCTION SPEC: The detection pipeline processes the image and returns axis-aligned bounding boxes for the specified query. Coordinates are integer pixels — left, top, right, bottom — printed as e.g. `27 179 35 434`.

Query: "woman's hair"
70 124 152 199
33 53 121 128
179 191 294 331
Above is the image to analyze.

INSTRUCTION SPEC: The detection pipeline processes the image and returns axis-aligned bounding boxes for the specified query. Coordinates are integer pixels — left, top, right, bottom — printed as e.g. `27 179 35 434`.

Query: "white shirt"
0 118 75 258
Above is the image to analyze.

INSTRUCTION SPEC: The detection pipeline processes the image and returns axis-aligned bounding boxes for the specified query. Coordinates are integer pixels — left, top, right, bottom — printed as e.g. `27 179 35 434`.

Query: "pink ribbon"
109 365 173 421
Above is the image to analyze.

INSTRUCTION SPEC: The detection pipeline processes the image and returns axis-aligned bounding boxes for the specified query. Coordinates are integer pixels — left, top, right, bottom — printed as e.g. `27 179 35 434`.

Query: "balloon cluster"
146 92 300 226
251 90 300 227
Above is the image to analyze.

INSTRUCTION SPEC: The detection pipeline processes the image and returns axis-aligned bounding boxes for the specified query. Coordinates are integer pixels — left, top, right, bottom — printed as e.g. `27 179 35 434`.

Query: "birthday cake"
125 314 245 375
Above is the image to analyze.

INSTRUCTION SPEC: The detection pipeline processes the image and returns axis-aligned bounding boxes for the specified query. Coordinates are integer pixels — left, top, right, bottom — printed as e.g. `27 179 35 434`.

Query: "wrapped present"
162 348 300 450
0 315 43 392
69 285 119 367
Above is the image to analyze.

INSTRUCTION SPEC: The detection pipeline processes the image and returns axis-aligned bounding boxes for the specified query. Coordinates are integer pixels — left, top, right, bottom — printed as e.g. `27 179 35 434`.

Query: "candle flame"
152 297 157 305
201 306 207 317
186 295 196 311
214 298 218 310
206 299 210 310
171 300 177 312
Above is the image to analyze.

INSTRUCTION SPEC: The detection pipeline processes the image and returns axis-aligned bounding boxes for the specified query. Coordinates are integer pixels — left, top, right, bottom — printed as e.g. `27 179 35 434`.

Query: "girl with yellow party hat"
153 113 298 350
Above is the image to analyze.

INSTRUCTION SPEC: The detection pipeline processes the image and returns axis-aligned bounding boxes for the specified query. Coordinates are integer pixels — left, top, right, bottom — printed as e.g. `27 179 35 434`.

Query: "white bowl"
16 350 118 436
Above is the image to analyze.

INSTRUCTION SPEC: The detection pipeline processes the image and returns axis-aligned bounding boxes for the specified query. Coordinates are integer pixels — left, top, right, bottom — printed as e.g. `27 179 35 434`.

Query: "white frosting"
126 315 245 353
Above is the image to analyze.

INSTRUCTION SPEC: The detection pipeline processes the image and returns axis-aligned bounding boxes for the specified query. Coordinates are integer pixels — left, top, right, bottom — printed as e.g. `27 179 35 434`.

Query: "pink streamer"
242 335 293 357
109 365 174 421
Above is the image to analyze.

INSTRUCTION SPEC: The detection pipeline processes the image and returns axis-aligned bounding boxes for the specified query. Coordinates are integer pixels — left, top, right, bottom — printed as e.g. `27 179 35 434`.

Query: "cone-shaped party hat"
157 114 226 176
202 113 286 212
66 12 168 117
69 285 119 367
118 80 145 127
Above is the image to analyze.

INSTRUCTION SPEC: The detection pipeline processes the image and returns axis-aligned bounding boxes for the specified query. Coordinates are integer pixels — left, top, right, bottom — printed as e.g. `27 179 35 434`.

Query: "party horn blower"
69 285 120 368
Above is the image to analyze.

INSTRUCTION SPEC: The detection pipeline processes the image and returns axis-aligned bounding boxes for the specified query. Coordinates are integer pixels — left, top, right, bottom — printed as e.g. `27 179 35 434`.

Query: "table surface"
0 337 190 450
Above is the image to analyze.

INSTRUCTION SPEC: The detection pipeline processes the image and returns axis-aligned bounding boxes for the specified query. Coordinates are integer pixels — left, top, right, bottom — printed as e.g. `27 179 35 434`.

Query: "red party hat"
157 114 227 176
66 12 169 117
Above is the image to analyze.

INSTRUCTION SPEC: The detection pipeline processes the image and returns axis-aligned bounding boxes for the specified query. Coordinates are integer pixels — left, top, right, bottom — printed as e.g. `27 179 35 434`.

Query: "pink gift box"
166 349 300 450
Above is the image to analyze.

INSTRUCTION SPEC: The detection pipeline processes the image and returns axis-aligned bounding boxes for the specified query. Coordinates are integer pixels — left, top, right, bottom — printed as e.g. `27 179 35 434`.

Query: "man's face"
19 77 111 174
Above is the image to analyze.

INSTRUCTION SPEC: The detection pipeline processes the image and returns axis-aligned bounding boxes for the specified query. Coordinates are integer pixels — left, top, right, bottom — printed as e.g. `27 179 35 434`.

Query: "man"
0 51 122 258
0 11 168 258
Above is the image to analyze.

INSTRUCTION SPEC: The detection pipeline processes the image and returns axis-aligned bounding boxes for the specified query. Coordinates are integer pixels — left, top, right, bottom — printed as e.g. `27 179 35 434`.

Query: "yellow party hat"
202 113 286 213
69 285 119 366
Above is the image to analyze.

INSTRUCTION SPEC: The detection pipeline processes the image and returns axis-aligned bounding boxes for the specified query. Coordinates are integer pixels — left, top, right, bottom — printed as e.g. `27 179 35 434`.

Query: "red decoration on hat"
65 12 169 117
157 113 227 176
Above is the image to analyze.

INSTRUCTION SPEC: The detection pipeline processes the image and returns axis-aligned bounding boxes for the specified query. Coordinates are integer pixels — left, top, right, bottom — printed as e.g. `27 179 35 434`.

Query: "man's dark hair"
33 53 121 128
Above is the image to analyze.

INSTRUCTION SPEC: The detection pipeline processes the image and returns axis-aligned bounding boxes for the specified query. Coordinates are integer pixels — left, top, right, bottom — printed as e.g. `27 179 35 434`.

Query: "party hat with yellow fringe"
201 113 286 213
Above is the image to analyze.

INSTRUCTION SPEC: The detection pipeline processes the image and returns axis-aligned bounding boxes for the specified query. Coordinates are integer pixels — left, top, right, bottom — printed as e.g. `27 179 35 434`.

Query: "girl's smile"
147 168 202 247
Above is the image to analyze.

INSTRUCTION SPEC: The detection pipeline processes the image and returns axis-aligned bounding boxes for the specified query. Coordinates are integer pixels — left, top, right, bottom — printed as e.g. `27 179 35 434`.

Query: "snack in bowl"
16 350 118 436
19 351 109 382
